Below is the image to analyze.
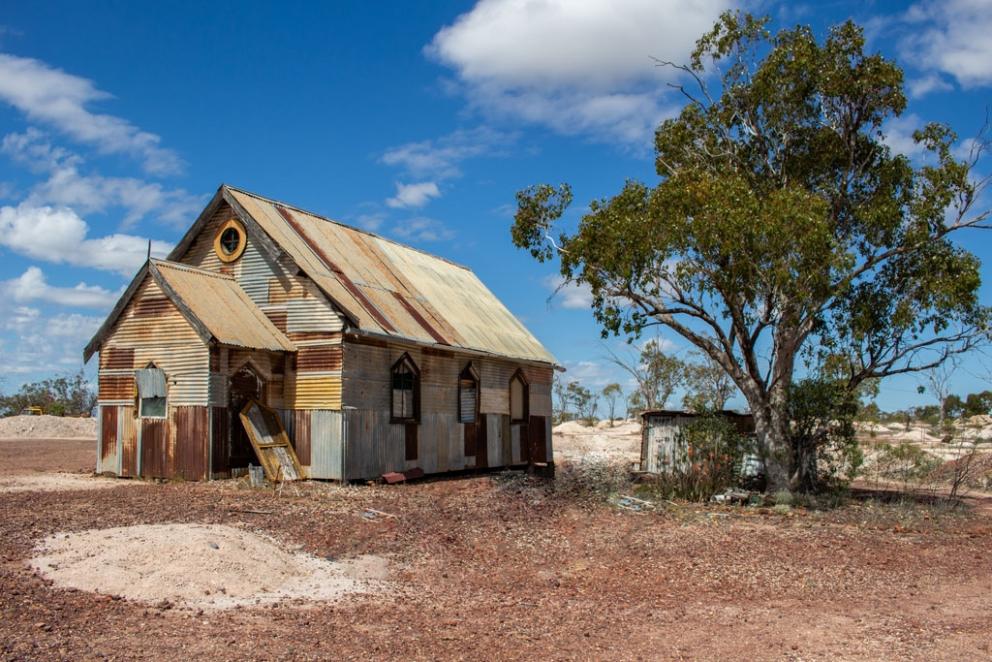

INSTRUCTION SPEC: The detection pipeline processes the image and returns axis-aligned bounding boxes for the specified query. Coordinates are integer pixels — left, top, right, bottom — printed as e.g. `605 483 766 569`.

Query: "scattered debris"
361 508 398 521
613 494 656 511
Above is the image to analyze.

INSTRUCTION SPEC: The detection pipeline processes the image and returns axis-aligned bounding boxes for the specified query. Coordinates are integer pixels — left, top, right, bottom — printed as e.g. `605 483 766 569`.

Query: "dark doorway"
229 364 263 470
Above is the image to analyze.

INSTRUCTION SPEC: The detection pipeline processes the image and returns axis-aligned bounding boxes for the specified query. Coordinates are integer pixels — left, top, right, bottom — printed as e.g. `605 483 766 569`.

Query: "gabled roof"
84 259 295 362
169 185 557 365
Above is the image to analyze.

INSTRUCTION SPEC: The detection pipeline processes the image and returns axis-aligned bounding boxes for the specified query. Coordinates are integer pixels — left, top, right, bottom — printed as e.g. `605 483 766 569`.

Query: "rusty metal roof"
225 186 557 365
151 260 295 353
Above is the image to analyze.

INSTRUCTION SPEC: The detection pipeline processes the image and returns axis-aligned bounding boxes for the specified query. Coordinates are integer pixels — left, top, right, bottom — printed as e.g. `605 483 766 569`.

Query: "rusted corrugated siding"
211 406 229 475
99 374 134 402
292 409 311 465
100 406 118 473
173 406 209 480
120 406 137 477
103 277 210 406
140 417 169 478
100 347 134 370
297 345 343 372
528 415 548 463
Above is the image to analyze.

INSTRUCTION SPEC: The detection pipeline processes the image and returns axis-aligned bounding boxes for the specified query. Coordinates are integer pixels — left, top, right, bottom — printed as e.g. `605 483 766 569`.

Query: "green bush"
649 414 752 501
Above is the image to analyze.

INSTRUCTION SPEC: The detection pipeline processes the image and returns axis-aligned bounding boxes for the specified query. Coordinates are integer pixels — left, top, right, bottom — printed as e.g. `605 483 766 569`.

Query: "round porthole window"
213 219 246 262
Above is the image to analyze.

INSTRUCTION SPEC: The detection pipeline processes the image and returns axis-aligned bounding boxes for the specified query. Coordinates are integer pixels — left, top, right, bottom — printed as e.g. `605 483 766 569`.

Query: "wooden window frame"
509 369 529 423
390 352 421 424
458 362 480 424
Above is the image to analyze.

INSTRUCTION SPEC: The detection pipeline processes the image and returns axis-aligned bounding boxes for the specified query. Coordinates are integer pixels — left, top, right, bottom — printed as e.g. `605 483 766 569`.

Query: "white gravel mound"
0 415 96 439
31 523 388 610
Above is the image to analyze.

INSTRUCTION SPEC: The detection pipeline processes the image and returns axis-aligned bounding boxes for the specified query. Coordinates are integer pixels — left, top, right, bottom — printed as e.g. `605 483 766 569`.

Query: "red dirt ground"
0 440 990 660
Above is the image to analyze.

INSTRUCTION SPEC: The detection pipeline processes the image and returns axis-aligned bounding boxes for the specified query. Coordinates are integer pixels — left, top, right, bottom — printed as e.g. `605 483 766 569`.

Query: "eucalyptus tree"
512 13 990 491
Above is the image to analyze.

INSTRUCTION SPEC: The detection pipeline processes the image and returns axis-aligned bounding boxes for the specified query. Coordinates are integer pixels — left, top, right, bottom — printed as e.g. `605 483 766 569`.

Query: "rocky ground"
0 437 990 660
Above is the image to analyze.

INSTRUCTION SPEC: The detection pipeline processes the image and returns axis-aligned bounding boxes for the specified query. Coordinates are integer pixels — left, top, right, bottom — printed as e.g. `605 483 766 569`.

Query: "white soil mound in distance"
31 523 388 610
0 473 131 494
0 415 96 439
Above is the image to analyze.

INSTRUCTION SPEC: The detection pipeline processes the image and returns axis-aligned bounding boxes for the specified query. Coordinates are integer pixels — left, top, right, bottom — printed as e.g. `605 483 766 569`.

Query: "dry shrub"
550 458 633 501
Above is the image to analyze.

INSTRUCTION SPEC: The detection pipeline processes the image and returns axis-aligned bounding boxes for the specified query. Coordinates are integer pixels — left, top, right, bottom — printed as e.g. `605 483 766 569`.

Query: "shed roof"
214 186 556 365
83 259 294 362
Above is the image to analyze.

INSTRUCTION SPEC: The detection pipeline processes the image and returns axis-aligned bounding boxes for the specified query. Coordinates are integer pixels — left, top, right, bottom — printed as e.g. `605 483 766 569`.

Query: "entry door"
229 365 263 469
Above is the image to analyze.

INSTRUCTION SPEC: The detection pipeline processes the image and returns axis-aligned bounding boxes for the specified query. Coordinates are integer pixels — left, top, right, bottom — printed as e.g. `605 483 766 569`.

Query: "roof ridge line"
223 184 473 272
151 258 236 280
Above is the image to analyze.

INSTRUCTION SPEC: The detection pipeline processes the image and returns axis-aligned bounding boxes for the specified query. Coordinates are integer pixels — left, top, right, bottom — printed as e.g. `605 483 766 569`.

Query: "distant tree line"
0 371 96 417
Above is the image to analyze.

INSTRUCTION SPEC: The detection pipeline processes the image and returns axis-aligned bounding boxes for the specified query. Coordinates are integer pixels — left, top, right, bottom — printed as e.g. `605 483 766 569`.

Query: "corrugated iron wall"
98 277 210 407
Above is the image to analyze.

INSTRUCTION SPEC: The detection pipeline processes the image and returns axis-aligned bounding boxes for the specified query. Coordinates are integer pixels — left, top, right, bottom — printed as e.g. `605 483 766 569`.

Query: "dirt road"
0 440 990 660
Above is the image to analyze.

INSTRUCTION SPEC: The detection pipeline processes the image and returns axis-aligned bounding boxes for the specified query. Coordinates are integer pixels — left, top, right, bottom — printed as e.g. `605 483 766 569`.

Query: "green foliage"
608 339 686 412
650 414 752 501
0 371 96 417
601 382 623 423
565 381 598 424
512 11 989 492
787 377 864 491
872 442 942 482
682 352 737 412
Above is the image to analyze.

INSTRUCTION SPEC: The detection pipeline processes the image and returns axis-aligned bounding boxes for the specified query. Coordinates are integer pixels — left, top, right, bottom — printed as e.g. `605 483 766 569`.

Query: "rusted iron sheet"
173 406 209 481
141 417 169 479
100 406 118 472
292 409 311 465
296 345 343 372
275 205 398 333
99 374 134 401
528 415 548 464
100 347 135 370
239 400 303 481
226 188 556 365
152 260 295 353
120 406 137 477
211 406 229 475
266 311 288 333
133 296 172 317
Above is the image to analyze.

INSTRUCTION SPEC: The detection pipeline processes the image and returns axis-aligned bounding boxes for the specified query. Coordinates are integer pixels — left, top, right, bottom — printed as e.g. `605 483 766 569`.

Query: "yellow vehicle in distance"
20 406 43 416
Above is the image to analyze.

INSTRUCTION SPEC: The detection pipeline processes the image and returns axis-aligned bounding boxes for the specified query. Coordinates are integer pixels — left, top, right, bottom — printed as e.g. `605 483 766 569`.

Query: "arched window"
136 363 167 418
391 353 420 423
458 363 479 424
509 369 529 423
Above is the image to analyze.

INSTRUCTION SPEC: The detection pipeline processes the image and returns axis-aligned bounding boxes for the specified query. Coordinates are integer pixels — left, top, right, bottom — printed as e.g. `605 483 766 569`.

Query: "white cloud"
386 181 442 209
381 126 515 179
544 274 593 309
4 306 39 331
391 217 455 242
46 312 102 338
906 74 953 99
563 359 612 388
426 0 732 144
881 114 926 157
901 0 992 89
0 53 182 175
355 212 386 232
0 203 171 276
2 129 203 227
4 266 120 308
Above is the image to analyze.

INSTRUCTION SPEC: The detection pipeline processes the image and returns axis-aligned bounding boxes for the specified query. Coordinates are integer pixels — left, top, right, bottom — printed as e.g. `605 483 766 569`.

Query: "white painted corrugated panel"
310 410 344 480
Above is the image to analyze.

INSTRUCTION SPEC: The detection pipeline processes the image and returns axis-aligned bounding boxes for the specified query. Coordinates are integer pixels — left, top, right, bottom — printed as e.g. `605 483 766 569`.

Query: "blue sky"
0 0 990 412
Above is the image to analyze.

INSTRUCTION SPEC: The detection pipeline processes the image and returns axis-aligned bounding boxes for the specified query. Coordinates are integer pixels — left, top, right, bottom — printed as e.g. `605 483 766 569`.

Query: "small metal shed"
639 410 755 473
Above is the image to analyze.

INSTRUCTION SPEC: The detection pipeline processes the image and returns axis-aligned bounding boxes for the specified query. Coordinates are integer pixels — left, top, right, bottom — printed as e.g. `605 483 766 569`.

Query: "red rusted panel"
287 331 342 343
100 347 135 370
476 414 488 468
101 406 118 471
173 406 209 481
99 374 134 401
518 420 530 463
120 408 137 477
140 418 168 479
266 310 288 333
528 415 548 463
382 471 405 484
276 205 397 333
405 422 418 461
296 345 343 372
464 420 477 456
292 409 311 465
209 346 221 372
390 291 448 345
211 406 229 475
133 296 172 317
523 365 554 386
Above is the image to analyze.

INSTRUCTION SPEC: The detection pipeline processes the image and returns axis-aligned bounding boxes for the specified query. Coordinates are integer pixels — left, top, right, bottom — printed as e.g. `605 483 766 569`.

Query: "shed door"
230 365 263 470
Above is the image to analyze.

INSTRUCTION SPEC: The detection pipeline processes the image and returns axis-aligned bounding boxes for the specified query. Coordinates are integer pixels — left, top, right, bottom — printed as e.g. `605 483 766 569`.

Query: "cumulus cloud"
4 306 39 331
381 126 515 179
386 181 442 209
3 266 120 308
426 0 732 144
0 53 182 175
881 113 926 158
2 129 203 227
0 203 171 276
906 74 953 99
544 274 593 310
900 0 992 89
391 217 455 242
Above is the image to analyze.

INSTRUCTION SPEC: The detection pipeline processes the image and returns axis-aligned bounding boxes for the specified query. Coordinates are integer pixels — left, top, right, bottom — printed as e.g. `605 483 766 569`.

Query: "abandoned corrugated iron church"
84 185 557 481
